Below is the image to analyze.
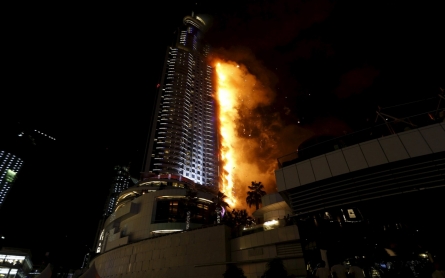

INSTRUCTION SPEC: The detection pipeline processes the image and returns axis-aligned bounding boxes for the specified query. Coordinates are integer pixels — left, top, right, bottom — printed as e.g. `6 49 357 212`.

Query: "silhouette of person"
348 260 365 278
331 260 347 278
315 260 331 278
432 262 445 278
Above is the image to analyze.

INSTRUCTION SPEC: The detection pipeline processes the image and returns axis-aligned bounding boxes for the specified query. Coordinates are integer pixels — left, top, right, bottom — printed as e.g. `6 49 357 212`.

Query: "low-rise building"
0 248 33 278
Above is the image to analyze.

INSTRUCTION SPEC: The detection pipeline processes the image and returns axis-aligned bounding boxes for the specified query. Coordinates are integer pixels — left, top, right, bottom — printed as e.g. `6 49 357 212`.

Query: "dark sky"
1 0 444 270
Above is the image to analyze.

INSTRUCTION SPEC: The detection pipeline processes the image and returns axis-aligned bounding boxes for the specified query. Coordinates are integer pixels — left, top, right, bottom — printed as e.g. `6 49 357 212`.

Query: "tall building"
144 14 219 187
0 151 23 209
103 165 132 217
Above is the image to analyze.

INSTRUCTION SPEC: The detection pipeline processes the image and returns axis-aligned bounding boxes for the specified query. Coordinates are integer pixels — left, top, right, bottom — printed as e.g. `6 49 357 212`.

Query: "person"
315 260 331 278
348 261 365 278
432 262 445 278
331 261 347 278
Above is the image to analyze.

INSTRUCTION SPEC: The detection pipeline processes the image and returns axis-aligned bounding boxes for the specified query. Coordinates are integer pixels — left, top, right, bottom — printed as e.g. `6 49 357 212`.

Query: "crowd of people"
309 259 445 278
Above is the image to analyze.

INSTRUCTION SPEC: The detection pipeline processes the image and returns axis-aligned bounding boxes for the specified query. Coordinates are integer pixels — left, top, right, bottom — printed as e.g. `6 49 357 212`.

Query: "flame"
214 59 277 210
215 62 238 207
212 52 326 213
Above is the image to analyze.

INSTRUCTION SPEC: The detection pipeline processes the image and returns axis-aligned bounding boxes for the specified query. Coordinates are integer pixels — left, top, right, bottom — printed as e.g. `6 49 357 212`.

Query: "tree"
183 188 198 230
222 209 236 227
223 263 247 278
212 191 230 224
246 181 266 210
261 258 288 278
232 209 249 227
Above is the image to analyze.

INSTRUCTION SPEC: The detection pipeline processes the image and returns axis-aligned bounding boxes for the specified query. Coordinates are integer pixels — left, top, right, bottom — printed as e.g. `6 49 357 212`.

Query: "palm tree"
246 181 266 210
223 209 236 227
212 191 230 224
183 188 198 230
232 209 249 227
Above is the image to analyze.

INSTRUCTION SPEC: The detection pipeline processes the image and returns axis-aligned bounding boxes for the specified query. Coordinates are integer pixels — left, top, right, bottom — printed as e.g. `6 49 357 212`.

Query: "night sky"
1 0 444 270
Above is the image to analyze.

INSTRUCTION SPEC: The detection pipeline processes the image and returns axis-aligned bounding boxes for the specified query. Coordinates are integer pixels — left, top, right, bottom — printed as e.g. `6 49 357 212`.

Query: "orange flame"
214 60 277 210
215 62 238 207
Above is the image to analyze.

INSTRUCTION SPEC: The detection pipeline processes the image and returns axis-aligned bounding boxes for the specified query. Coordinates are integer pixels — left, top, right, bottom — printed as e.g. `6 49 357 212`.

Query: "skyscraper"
103 165 132 216
0 151 23 208
144 14 219 187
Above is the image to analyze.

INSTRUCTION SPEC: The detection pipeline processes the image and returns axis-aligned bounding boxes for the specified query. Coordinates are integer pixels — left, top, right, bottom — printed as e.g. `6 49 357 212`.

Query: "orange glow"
214 60 277 210
215 62 238 207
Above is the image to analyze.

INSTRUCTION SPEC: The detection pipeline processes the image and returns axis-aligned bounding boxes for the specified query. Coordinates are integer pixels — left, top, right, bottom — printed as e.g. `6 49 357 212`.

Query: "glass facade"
0 151 23 208
0 250 32 278
154 197 211 224
103 165 131 216
145 15 218 187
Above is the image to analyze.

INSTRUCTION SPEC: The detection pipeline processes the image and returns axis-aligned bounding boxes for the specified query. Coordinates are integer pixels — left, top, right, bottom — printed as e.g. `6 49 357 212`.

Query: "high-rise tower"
144 14 218 187
103 165 132 216
0 151 23 209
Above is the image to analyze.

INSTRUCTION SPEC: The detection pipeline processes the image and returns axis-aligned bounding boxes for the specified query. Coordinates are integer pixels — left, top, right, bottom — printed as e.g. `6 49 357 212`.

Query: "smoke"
210 48 315 213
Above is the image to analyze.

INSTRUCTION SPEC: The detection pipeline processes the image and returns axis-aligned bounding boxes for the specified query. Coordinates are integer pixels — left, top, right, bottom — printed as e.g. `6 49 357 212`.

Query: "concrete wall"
276 123 445 191
261 193 284 207
230 225 306 278
103 188 214 252
264 209 293 222
94 225 230 278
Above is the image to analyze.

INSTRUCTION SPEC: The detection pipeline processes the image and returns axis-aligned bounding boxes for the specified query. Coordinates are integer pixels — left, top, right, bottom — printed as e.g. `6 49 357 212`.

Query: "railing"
277 109 444 168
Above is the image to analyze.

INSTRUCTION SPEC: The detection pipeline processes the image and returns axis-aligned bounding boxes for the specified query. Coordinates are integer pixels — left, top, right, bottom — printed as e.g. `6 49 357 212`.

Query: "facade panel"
310 155 332 181
342 145 369 171
359 140 388 167
378 134 410 162
275 168 286 192
283 165 300 189
326 150 350 176
296 160 315 185
399 130 433 157
419 124 445 153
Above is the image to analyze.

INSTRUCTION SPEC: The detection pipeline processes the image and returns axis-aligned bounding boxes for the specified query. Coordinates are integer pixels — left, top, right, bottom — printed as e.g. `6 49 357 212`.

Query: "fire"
212 54 316 213
215 62 239 207
214 60 277 210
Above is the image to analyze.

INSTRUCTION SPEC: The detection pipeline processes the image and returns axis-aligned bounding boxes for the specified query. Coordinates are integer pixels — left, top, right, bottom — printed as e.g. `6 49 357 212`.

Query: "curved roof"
183 16 205 30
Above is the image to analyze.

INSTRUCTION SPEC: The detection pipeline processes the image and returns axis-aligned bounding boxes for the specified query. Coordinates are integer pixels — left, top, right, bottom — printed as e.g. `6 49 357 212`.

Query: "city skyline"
1 0 444 271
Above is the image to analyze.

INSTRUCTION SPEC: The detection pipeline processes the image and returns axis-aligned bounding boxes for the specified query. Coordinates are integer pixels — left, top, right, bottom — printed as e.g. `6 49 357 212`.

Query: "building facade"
91 178 306 277
0 248 33 278
0 151 23 209
103 165 132 217
144 14 218 187
275 122 445 276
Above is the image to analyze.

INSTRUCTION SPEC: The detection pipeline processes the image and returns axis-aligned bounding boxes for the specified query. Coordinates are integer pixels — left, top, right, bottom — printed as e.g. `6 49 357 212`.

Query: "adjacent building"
275 122 445 275
91 176 306 278
0 247 33 278
103 165 132 217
